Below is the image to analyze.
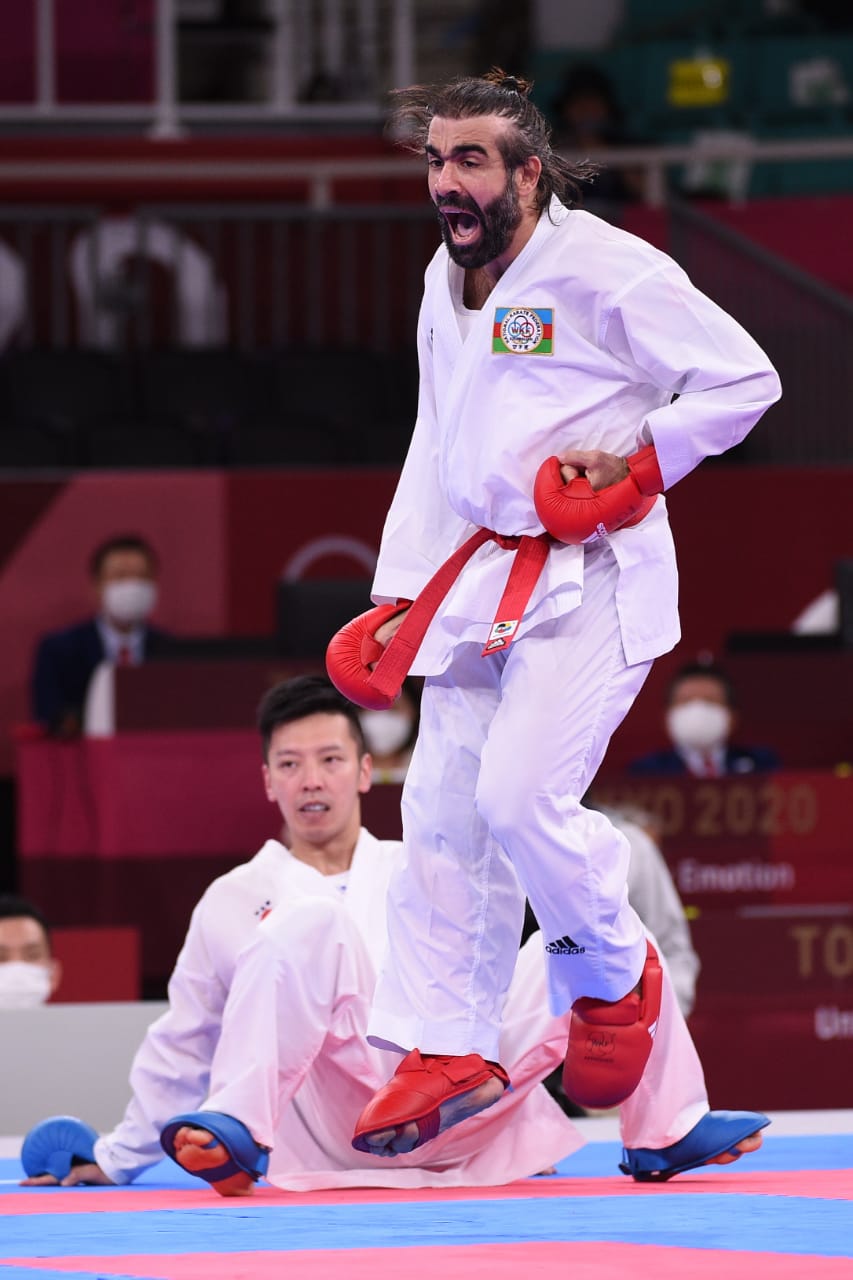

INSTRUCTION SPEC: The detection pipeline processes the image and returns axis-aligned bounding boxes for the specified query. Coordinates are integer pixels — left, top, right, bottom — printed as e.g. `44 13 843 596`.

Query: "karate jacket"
94 830 398 1183
372 201 781 673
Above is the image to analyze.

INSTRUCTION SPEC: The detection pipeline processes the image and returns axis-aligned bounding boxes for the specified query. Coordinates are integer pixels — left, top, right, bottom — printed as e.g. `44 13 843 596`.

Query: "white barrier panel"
0 1001 169 1135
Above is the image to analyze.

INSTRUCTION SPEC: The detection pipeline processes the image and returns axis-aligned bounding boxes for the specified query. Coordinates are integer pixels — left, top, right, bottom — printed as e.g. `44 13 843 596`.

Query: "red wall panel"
1 463 850 777
223 468 399 635
696 195 853 297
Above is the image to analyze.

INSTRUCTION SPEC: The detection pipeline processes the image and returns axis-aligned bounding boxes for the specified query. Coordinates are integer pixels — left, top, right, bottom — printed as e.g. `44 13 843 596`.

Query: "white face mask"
0 961 53 1009
666 700 731 753
102 578 158 626
360 709 414 758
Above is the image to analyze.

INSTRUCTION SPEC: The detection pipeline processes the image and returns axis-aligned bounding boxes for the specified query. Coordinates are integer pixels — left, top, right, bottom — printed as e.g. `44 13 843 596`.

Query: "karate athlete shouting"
326 69 780 1178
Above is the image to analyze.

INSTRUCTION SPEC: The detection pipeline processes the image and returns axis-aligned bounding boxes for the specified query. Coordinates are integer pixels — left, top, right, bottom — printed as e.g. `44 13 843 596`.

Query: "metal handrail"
668 199 853 463
0 136 851 208
15 0 416 139
671 197 853 319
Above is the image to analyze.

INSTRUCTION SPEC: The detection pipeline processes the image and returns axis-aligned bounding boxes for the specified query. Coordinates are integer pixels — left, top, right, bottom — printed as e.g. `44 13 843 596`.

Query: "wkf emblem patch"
492 306 553 355
481 618 519 656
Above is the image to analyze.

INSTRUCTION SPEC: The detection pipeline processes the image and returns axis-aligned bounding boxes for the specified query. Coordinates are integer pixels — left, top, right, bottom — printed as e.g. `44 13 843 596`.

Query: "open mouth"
440 206 481 244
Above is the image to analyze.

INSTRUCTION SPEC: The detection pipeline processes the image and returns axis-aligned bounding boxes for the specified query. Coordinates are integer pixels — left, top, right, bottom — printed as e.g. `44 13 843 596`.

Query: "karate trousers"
203 895 580 1189
366 540 709 1146
203 893 708 1188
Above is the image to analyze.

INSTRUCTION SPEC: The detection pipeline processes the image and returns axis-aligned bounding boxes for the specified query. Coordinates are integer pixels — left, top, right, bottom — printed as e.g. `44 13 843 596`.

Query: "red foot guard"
562 940 663 1109
352 1049 510 1155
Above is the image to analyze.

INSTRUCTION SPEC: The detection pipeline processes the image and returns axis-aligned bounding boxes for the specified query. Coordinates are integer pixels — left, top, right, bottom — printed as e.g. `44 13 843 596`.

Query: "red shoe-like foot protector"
562 940 663 1109
352 1049 510 1154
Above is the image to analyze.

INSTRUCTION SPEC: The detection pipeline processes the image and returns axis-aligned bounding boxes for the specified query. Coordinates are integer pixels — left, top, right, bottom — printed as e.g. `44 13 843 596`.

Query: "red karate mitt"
533 444 663 545
325 602 411 711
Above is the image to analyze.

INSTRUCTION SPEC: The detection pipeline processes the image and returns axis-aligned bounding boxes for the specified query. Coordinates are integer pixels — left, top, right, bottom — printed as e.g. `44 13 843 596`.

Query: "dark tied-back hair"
257 674 367 760
386 66 597 212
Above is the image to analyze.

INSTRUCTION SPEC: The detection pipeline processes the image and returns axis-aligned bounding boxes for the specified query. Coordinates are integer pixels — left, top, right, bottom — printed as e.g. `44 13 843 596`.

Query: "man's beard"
435 173 522 269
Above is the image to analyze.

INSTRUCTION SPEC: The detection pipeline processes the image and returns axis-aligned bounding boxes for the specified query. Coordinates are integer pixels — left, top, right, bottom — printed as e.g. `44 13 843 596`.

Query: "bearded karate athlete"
326 68 781 1181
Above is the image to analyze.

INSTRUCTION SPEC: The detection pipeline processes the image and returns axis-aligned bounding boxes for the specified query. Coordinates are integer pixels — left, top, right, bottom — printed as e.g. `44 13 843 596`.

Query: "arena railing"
670 199 853 464
0 0 417 137
3 0 852 202
0 139 852 208
1 192 852 462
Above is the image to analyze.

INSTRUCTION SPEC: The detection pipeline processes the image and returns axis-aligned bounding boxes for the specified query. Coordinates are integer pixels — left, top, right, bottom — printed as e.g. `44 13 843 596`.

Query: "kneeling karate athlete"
21 676 761 1194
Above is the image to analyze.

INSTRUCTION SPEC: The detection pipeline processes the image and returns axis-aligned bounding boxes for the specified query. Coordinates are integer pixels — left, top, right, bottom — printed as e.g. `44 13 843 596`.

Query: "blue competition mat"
2 1129 851 1280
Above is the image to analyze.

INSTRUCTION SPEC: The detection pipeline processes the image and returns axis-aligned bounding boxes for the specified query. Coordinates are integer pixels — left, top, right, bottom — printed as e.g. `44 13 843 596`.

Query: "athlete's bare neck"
289 834 356 877
463 268 495 310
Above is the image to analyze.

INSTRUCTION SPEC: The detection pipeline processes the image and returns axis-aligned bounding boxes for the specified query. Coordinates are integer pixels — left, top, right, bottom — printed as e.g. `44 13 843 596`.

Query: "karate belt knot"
367 527 552 705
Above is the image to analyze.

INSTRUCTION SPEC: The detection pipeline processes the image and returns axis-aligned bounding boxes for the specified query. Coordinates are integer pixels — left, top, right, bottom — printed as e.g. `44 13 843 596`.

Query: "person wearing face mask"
0 895 62 1009
630 662 781 778
550 63 647 205
358 679 421 783
30 534 173 737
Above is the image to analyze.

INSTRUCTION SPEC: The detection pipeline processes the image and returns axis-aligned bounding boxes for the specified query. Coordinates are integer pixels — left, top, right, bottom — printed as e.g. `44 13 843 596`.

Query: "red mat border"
3 1168 852 1216
5 1240 853 1280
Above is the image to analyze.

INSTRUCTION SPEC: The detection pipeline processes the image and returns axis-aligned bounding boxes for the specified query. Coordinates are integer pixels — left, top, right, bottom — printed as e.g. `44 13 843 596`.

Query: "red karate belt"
368 528 552 705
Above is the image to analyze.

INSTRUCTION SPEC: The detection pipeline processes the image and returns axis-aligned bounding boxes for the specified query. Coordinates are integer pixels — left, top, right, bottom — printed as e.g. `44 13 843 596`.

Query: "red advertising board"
593 771 853 909
594 773 853 1108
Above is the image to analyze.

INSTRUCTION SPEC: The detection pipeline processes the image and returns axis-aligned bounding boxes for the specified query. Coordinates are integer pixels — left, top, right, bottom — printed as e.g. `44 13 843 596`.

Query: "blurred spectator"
523 800 699 1020
30 534 172 737
0 895 62 1009
630 661 781 778
550 62 647 203
801 1 853 31
472 0 532 80
358 678 421 784
524 793 699 1117
600 805 699 1018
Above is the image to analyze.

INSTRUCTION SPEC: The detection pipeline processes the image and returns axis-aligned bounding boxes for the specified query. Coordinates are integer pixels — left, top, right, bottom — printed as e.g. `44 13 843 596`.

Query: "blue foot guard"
21 1115 99 1181
160 1111 270 1185
620 1109 771 1182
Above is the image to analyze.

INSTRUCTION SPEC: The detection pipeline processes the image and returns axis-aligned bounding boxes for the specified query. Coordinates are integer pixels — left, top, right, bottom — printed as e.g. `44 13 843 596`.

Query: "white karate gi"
97 829 631 1190
366 203 780 1075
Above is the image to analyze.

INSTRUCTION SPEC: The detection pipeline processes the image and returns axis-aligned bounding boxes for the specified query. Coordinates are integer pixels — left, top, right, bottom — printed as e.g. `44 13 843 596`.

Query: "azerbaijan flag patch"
492 306 553 355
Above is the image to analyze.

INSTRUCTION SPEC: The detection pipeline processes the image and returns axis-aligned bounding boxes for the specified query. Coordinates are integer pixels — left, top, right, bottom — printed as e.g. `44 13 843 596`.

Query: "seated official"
30 533 172 737
0 895 62 1009
630 661 780 779
358 677 421 784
